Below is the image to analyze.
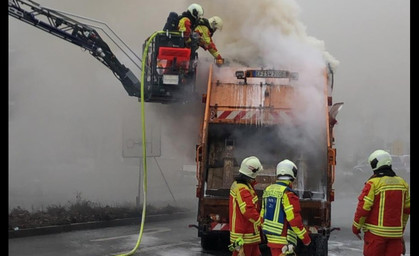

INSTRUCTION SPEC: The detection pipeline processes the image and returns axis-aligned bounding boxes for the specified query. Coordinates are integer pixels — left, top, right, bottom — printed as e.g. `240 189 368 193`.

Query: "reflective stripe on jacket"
194 25 220 59
353 175 410 238
260 180 310 247
178 16 192 39
229 181 262 244
177 11 198 42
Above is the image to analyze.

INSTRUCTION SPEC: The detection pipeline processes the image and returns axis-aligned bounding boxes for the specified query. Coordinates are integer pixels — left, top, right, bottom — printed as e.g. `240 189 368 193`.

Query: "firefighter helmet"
239 156 263 179
208 16 223 31
368 149 392 171
276 159 298 180
187 3 204 19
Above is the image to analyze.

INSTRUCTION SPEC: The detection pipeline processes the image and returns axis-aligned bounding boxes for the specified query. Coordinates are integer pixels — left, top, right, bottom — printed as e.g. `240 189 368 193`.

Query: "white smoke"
201 0 337 194
202 0 339 71
9 0 340 210
203 0 338 133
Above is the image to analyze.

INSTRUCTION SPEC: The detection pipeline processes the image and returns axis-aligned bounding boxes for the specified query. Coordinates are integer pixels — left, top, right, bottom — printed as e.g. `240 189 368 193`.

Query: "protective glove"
282 244 296 255
352 225 362 240
228 237 244 252
215 55 224 67
191 31 201 40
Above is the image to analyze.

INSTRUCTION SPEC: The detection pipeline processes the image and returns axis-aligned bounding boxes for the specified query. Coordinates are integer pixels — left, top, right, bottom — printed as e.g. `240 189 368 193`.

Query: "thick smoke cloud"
201 0 339 194
9 0 409 211
202 0 339 69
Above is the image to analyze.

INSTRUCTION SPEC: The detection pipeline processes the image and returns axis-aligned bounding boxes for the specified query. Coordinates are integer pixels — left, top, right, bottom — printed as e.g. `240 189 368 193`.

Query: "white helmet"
276 159 298 180
368 149 392 171
187 3 204 19
239 156 263 179
208 16 223 31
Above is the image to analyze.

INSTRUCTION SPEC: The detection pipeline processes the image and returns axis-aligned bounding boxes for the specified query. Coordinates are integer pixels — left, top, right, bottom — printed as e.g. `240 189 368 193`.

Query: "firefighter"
229 156 264 256
178 3 204 46
260 159 311 256
352 149 410 256
194 16 224 66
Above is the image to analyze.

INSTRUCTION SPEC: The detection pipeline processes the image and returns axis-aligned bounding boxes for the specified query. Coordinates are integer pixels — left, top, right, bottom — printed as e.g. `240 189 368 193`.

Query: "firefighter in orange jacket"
352 149 410 256
260 159 311 256
194 16 224 66
229 156 263 256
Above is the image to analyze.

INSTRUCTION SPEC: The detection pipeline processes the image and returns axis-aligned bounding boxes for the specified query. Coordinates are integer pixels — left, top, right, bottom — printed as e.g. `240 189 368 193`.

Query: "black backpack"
163 12 180 31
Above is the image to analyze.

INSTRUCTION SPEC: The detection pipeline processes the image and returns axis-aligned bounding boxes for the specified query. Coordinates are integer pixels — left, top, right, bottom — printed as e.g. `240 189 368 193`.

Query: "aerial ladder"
9 0 142 98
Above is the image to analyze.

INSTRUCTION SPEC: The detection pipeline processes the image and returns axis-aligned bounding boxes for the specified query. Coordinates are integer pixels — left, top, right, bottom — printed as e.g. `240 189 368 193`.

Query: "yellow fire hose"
114 30 183 256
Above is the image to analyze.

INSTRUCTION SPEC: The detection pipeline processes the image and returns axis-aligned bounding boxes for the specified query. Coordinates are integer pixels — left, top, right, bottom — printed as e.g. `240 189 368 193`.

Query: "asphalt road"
9 193 411 256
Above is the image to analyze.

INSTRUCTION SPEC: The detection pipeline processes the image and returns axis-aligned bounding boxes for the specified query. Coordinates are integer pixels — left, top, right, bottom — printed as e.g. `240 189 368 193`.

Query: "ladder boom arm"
9 0 140 97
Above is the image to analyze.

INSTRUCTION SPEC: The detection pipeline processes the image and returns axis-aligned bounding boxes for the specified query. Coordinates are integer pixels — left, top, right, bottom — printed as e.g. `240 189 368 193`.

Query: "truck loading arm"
9 0 141 97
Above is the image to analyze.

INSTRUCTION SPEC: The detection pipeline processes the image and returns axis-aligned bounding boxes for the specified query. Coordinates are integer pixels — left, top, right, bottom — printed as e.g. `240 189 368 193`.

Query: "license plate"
163 75 179 85
251 70 289 78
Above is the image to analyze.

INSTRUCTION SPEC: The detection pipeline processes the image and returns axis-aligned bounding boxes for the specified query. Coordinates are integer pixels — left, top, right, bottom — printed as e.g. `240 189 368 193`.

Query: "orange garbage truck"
192 64 343 255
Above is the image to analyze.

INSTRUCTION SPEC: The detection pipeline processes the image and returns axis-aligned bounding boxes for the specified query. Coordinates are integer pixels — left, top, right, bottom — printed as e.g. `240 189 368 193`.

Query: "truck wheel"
201 234 217 251
296 234 328 256
313 234 328 256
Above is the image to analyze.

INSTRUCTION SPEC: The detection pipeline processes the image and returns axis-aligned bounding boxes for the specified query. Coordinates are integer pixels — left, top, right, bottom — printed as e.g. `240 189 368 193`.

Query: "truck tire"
296 234 328 256
201 234 217 251
201 232 230 251
312 234 328 256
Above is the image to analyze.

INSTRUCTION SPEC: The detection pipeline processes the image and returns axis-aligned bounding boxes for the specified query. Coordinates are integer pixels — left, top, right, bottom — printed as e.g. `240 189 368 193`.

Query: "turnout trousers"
363 231 403 256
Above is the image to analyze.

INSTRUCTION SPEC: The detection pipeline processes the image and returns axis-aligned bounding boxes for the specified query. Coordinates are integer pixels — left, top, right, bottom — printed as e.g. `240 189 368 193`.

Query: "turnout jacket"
177 11 198 42
194 18 221 59
352 167 410 238
260 180 310 247
229 179 262 244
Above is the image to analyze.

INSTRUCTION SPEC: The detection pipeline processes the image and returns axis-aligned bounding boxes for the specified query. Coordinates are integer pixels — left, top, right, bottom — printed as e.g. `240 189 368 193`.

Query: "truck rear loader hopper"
192 64 343 255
